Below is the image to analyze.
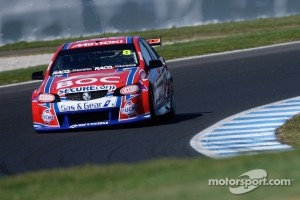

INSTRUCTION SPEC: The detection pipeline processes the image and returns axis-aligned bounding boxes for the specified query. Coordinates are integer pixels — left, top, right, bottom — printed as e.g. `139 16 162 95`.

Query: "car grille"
68 111 110 124
57 108 120 126
65 90 108 101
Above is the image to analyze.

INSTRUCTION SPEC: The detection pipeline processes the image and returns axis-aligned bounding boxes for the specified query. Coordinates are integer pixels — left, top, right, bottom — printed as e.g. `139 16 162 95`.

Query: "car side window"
141 39 159 60
139 40 153 66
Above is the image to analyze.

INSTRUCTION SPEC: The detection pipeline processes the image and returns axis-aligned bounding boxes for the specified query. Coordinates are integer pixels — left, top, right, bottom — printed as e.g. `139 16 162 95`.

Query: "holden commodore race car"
31 36 176 132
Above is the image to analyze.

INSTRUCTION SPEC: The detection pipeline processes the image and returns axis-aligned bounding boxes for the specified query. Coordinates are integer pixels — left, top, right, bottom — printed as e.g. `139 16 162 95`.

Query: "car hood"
43 68 139 95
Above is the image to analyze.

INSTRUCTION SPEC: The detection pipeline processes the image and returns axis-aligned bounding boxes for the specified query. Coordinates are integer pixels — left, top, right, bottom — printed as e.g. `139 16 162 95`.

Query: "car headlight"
120 84 140 95
38 93 56 103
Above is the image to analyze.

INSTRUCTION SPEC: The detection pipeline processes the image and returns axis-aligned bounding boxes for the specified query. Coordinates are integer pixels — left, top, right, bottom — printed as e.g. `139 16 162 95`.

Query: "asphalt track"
1 43 300 175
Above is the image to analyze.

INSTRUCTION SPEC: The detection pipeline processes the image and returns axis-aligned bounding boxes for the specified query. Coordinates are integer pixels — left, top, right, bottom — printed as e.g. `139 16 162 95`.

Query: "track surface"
1 43 300 175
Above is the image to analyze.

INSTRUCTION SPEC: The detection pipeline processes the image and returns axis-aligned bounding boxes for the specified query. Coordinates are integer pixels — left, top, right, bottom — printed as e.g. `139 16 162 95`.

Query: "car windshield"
50 44 138 75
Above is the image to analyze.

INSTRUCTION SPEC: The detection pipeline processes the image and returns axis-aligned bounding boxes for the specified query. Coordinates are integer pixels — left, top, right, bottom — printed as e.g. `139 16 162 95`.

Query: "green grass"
0 150 299 200
1 15 300 200
276 115 300 148
0 65 46 85
156 28 300 60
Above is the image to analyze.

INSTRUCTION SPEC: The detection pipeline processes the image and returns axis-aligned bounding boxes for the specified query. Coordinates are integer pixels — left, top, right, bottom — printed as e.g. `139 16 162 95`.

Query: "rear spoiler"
146 38 162 47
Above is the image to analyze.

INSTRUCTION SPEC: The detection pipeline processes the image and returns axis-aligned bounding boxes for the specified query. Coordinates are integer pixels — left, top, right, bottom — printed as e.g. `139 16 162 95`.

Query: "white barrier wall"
1 0 300 45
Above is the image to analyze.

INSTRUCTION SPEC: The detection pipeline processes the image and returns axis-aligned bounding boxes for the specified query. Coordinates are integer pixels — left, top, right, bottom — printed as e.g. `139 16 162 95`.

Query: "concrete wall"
1 0 300 45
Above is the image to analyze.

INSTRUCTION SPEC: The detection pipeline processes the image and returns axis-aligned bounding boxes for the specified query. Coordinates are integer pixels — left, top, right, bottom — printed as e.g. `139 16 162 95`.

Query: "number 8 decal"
122 50 132 55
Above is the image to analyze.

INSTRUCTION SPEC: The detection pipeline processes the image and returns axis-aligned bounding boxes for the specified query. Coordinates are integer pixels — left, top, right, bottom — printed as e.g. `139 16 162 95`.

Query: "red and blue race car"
31 36 176 132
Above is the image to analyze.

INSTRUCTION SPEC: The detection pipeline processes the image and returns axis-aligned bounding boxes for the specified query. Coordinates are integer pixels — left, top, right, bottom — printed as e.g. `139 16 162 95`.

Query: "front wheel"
166 84 176 119
149 87 157 120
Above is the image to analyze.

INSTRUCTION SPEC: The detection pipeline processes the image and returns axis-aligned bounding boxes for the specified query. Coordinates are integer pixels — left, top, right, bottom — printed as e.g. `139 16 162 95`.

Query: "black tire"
149 87 157 121
166 85 176 120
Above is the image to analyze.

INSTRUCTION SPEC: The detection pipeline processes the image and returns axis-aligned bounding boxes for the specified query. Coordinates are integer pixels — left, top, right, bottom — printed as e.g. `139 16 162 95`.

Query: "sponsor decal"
56 77 120 89
71 68 93 73
71 40 124 48
121 101 137 117
57 73 117 82
100 77 121 83
126 68 139 101
58 85 116 95
58 99 115 112
38 93 55 103
115 64 136 68
94 66 114 70
70 121 109 128
122 50 132 55
60 102 101 111
120 85 140 95
94 64 136 71
52 70 71 75
103 100 111 107
41 109 54 124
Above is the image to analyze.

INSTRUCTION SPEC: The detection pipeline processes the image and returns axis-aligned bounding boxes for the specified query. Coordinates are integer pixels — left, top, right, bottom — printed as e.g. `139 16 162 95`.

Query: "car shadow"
89 111 211 131
37 112 212 134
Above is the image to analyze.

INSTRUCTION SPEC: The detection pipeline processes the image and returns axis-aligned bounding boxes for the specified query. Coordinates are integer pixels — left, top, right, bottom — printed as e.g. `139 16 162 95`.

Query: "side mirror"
32 71 44 80
148 60 163 69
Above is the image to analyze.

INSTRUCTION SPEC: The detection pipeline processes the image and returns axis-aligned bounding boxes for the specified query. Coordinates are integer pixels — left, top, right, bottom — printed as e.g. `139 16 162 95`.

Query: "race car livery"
31 36 175 132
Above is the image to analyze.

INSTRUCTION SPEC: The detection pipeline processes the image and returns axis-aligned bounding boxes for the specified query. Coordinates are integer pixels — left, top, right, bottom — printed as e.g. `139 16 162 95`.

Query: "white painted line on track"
237 113 296 118
218 123 283 129
228 118 288 123
190 96 300 158
206 128 276 134
204 132 276 140
202 139 279 146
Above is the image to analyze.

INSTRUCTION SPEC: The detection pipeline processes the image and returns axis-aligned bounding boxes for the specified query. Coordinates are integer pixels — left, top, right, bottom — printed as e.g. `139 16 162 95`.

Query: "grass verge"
276 115 300 148
0 150 299 200
0 65 46 85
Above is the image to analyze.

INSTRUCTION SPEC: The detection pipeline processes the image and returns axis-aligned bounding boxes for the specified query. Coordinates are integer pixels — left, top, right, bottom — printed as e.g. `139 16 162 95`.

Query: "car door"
139 39 168 108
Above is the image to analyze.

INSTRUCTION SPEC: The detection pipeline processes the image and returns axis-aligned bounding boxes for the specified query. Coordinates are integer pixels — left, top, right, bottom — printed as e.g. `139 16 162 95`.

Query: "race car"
31 36 176 132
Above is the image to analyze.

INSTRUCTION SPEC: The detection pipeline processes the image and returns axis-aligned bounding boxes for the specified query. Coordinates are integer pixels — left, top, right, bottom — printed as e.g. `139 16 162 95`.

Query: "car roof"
61 36 137 50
